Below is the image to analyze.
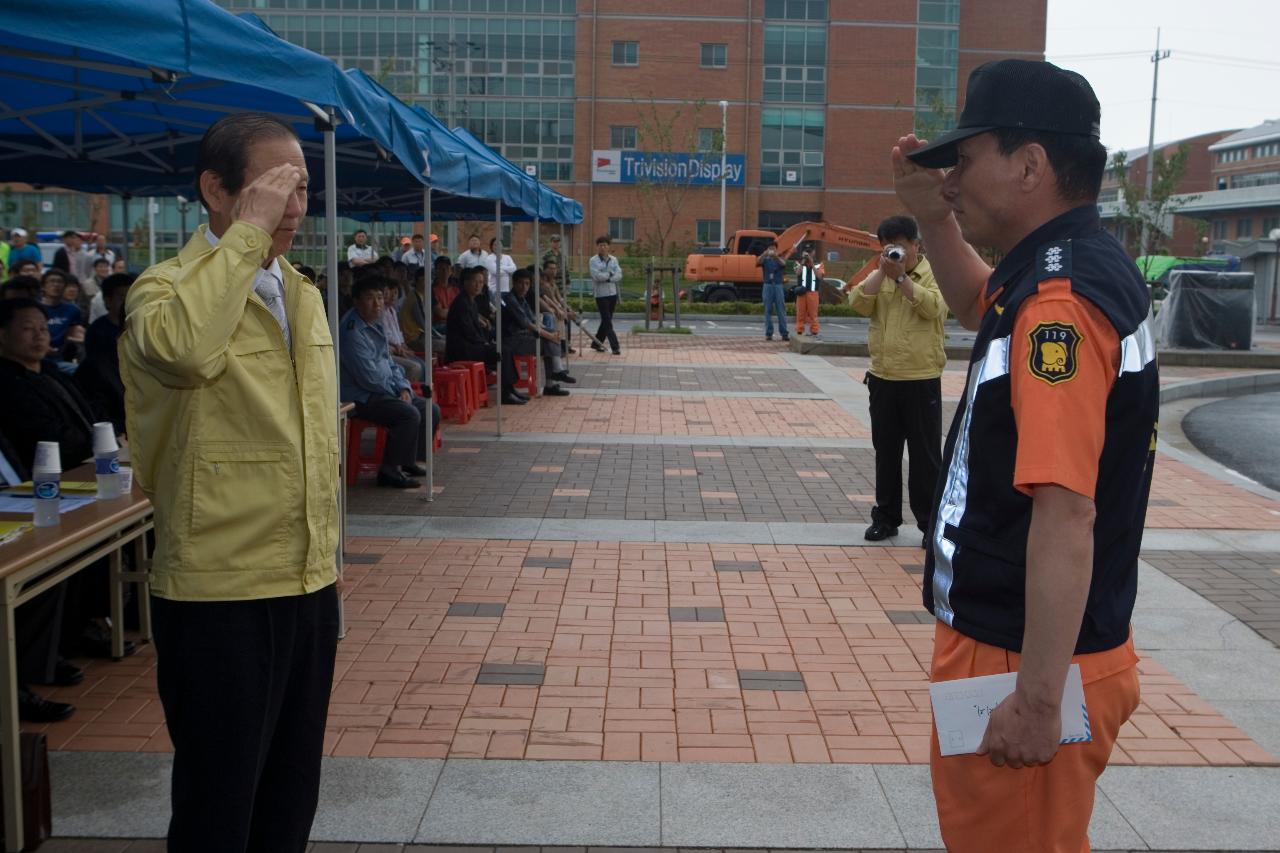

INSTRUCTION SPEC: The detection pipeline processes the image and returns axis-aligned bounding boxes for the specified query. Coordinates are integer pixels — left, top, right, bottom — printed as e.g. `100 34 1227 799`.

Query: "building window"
763 0 828 19
915 23 959 137
696 219 722 245
918 0 960 23
1230 170 1280 189
697 127 722 152
1262 216 1280 236
1097 187 1119 203
1257 142 1280 158
1218 148 1248 163
762 25 826 103
612 41 638 66
1237 218 1253 239
610 125 637 149
608 217 635 242
1212 220 1228 240
700 43 728 68
760 107 824 186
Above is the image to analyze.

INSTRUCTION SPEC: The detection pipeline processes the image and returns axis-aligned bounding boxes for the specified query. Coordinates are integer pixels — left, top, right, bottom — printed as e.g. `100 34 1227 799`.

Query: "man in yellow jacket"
843 215 947 545
120 113 339 853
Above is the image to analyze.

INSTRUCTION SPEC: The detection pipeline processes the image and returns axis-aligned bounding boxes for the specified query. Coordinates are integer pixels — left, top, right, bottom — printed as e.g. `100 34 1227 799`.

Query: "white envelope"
930 663 1091 757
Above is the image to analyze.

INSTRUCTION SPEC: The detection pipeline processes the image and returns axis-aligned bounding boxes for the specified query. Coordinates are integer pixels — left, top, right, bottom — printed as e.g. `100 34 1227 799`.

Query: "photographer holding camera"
843 214 947 543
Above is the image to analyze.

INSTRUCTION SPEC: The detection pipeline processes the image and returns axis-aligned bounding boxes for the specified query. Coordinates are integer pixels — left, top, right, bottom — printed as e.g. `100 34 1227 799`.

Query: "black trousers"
17 582 65 685
152 585 340 853
352 395 433 473
866 373 943 531
595 294 620 352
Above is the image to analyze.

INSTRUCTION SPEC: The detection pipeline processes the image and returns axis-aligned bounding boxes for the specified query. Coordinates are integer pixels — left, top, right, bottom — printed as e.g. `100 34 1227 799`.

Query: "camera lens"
886 247 905 262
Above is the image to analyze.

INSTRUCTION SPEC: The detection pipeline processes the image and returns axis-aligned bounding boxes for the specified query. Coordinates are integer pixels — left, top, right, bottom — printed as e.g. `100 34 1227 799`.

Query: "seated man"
2 274 41 301
39 269 84 355
75 272 135 434
501 268 573 397
445 265 524 404
377 277 424 382
398 266 430 351
339 277 436 489
429 256 457 332
540 260 580 354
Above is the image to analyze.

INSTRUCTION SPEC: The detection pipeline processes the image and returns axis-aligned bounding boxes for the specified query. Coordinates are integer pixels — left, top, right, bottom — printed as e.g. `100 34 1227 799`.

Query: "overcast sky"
1044 0 1280 154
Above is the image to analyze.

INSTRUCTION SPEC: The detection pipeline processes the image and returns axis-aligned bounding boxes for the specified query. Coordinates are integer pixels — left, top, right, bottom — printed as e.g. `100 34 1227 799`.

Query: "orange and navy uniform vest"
923 204 1160 655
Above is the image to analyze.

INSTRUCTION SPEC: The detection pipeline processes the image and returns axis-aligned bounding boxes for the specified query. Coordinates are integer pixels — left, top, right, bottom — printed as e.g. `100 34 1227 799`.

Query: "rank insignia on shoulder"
1028 321 1082 385
1037 241 1072 281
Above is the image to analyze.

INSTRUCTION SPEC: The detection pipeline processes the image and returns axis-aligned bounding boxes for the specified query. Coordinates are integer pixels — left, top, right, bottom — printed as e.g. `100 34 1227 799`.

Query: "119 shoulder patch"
1028 321 1082 385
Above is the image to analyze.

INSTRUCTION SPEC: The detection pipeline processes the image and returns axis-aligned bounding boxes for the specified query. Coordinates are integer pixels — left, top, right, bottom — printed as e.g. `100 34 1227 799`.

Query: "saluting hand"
891 135 951 227
232 164 303 237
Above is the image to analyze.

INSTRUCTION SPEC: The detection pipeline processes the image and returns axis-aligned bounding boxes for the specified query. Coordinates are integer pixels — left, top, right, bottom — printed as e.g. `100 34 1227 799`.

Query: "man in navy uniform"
892 60 1158 852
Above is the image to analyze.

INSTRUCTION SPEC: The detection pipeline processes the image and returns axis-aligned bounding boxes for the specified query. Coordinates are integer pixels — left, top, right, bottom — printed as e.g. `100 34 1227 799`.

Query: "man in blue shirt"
755 241 790 342
339 276 437 489
7 228 43 272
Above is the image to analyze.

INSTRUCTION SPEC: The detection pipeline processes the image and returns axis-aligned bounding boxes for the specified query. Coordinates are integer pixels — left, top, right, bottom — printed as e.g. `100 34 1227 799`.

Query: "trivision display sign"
592 149 746 186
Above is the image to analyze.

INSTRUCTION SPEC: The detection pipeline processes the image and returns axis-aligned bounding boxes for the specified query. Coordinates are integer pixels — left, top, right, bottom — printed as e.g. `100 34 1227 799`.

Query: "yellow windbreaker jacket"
120 222 339 601
847 256 948 381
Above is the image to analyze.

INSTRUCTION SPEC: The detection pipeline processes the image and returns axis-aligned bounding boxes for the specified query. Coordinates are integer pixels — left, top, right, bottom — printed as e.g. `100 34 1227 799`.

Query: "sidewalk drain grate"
523 556 573 568
886 609 934 624
447 602 507 617
476 663 545 685
669 607 727 622
738 670 806 691
714 560 763 572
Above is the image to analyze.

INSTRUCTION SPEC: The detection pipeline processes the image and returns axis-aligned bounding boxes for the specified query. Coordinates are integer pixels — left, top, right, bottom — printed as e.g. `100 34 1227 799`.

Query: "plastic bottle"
32 441 61 528
92 422 122 500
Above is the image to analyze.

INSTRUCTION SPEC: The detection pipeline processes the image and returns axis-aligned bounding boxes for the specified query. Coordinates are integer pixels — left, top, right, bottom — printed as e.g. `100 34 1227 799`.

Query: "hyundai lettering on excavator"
685 221 881 303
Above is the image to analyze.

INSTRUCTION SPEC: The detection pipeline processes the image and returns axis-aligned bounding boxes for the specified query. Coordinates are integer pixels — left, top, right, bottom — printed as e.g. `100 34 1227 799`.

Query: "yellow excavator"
685 221 881 303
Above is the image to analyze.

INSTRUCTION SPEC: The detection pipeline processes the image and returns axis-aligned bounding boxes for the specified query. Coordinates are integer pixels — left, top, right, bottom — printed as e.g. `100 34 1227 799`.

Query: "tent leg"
495 201 503 438
534 218 541 390
120 195 130 269
421 186 434 504
323 119 346 641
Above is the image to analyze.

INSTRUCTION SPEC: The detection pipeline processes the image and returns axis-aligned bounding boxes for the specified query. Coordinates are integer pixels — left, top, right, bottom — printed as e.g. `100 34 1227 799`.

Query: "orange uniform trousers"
930 621 1140 853
795 290 820 334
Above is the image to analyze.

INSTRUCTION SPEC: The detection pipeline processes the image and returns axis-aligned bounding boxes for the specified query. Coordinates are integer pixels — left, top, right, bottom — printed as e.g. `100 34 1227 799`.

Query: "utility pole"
718 100 728 250
1141 28 1171 256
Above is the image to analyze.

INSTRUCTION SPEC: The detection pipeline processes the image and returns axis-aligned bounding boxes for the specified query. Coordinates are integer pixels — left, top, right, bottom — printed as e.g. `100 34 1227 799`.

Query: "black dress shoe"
402 463 427 477
19 688 75 723
863 521 899 541
610 349 622 355
591 342 607 352
501 392 528 405
551 371 576 384
376 471 421 489
42 660 84 687
543 384 570 397
80 623 137 659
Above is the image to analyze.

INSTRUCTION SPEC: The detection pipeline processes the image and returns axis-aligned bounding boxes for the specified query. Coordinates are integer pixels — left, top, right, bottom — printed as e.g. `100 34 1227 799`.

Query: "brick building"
1096 130 1237 258
210 0 1047 261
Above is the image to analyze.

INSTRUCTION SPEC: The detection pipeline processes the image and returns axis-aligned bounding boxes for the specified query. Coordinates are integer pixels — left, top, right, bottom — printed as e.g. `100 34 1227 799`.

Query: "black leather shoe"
543 384 570 397
402 463 427 477
19 688 75 723
591 342 607 352
51 660 84 687
781 335 791 342
864 521 899 541
376 471 421 489
552 371 576 384
611 349 622 355
501 392 528 405
80 623 137 659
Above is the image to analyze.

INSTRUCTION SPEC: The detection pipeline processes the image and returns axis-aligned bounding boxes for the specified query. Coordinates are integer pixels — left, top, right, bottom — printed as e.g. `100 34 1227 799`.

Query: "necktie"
255 272 291 351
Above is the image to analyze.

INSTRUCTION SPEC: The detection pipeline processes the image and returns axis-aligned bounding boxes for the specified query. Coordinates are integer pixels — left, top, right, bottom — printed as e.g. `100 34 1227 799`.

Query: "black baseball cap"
907 60 1101 169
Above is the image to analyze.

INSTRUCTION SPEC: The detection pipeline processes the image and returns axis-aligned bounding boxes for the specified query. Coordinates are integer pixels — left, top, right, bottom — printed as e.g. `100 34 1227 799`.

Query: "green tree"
629 96 711 260
1111 145 1199 276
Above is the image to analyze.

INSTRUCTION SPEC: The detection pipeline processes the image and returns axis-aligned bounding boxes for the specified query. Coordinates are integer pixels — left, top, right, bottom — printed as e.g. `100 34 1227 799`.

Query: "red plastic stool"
433 368 473 423
456 360 491 408
346 418 387 485
512 354 539 398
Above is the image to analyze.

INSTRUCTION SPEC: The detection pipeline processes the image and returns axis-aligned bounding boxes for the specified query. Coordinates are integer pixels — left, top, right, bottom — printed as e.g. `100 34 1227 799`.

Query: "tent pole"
534 217 541 390
560 221 570 359
120 195 130 269
495 201 503 438
147 196 156 266
422 185 434 504
323 116 346 641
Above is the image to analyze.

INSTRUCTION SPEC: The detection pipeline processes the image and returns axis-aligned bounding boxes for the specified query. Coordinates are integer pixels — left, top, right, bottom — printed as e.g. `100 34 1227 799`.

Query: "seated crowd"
330 232 582 489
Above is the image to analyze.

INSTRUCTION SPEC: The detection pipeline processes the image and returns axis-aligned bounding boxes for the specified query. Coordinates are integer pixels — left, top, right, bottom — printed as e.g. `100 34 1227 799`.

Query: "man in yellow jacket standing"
844 215 947 545
120 113 339 853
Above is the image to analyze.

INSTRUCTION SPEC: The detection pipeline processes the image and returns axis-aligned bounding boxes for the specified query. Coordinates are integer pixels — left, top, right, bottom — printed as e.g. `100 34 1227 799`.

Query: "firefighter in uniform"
891 60 1160 852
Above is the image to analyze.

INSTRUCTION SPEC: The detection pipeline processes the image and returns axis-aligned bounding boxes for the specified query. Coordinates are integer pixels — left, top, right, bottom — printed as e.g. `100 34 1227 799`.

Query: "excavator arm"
774 221 881 258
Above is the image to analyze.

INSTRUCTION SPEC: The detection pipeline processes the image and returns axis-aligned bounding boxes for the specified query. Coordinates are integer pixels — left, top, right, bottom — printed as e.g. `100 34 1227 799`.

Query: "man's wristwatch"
895 274 906 284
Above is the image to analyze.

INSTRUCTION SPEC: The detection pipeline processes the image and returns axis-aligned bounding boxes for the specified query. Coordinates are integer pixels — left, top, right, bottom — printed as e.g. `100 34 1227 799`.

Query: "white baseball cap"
10 227 27 238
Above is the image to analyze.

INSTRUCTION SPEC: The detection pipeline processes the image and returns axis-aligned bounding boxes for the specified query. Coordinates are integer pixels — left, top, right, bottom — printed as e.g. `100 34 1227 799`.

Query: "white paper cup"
117 466 134 494
33 441 61 474
93 422 119 455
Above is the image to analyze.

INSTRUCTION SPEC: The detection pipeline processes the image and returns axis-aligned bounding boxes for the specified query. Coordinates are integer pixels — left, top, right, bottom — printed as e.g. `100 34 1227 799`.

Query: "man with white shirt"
400 233 429 270
120 113 338 853
455 233 488 270
347 229 376 267
483 237 518 298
